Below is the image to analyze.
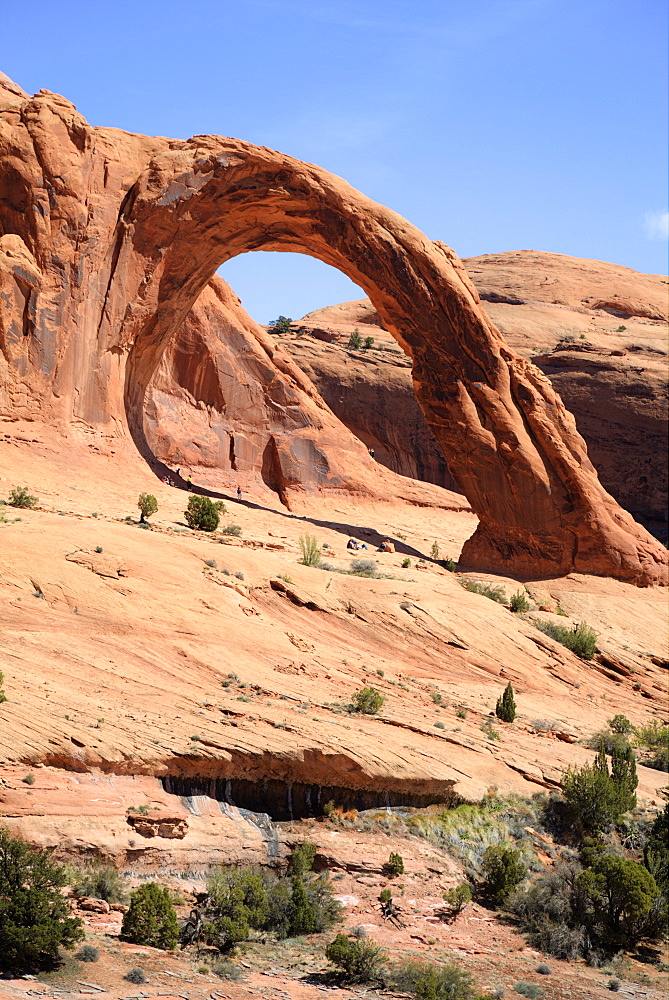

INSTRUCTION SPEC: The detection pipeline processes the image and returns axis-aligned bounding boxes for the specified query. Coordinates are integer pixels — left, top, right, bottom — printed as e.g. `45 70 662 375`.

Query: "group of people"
347 537 369 551
346 536 395 553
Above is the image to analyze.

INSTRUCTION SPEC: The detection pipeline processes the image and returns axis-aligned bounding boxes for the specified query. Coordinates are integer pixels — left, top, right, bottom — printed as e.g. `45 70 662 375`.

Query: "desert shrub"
0 670 5 703
455 706 467 719
430 541 440 560
608 979 620 991
585 729 631 755
299 534 321 566
481 721 501 740
288 841 318 877
561 743 637 832
576 854 659 942
644 803 668 893
633 718 669 771
352 687 384 715
268 315 293 334
402 557 411 568
481 844 526 905
442 558 457 572
442 883 472 915
510 860 587 958
7 486 37 508
462 580 506 603
350 558 378 577
608 714 633 734
325 933 386 982
206 867 267 948
75 945 99 963
391 960 478 999
204 559 217 568
495 682 516 722
383 852 404 877
125 967 147 984
137 493 157 523
121 882 179 949
0 828 83 973
222 524 242 536
234 571 245 580
532 719 558 732
535 963 551 975
213 959 242 979
347 329 362 349
21 773 35 785
510 591 530 613
533 620 598 659
514 983 543 998
184 495 220 532
73 863 127 903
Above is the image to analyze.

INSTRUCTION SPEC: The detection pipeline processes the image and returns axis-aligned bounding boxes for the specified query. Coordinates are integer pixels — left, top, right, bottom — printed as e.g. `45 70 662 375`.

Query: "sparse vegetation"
533 620 598 659
391 960 479 999
510 591 530 613
382 852 404 877
21 773 35 785
462 580 506 603
495 682 516 722
75 945 99 963
184 495 220 532
213 959 242 979
455 706 467 719
137 492 158 523
514 983 543 998
125 967 147 984
0 671 6 704
268 315 293 334
0 827 83 973
121 882 179 949
430 540 440 560
299 534 321 566
441 557 457 572
442 883 472 915
481 721 501 740
325 932 386 983
7 486 37 509
633 718 669 771
349 558 378 577
347 329 363 349
73 862 127 903
222 524 242 536
352 686 384 715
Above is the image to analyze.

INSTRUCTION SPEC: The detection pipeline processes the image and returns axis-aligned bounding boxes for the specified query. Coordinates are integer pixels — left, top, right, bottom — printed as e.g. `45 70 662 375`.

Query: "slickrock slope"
0 79 665 582
288 251 668 539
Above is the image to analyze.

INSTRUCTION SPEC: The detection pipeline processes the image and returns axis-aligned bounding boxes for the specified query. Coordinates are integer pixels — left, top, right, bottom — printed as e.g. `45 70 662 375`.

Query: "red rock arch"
114 138 666 585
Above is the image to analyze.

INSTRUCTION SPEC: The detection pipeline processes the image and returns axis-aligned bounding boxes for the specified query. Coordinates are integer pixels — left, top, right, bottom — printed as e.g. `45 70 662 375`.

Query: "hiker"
237 486 242 501
369 447 375 459
186 474 192 491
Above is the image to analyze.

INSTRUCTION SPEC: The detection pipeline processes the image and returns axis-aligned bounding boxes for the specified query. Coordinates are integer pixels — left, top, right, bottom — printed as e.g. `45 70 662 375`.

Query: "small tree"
362 336 375 350
325 933 386 983
298 534 321 566
480 844 526 906
288 841 318 877
383 852 404 877
430 540 440 560
288 877 316 935
347 329 362 349
562 742 637 833
121 882 179 949
510 591 530 613
0 828 84 972
184 495 220 531
607 714 632 734
137 493 158 523
206 867 268 950
495 682 516 723
577 854 658 941
442 883 472 915
268 316 293 335
352 687 384 715
7 486 37 509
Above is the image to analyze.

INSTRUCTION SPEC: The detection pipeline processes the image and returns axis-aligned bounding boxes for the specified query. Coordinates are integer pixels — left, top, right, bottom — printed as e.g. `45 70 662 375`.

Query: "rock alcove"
0 82 666 584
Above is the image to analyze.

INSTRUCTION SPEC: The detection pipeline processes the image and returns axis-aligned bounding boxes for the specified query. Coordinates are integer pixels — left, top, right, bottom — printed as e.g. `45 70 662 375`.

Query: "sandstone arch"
0 84 666 584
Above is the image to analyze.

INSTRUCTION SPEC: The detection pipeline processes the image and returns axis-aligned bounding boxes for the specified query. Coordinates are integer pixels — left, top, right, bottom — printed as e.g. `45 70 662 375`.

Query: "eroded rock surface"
0 79 665 582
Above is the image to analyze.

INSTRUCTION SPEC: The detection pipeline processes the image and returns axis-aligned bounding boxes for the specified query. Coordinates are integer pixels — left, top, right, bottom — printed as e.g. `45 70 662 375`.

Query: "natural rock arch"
0 85 666 585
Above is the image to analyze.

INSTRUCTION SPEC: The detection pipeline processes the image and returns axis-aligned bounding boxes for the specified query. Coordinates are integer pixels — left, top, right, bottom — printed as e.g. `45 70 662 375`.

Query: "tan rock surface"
0 86 665 582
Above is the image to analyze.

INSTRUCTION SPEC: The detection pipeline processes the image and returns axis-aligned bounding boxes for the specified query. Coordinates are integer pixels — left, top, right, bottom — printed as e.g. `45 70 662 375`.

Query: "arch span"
114 138 666 584
0 86 665 584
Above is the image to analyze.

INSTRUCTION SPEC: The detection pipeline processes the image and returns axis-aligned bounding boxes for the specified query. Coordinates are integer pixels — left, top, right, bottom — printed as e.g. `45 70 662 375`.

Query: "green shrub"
288 841 318 877
495 682 516 722
481 844 526 905
510 592 530 613
633 718 669 771
514 983 543 998
125 967 147 984
137 493 157 523
213 959 242 979
379 888 392 903
184 496 220 532
462 580 506 603
7 486 37 508
481 721 501 740
392 960 478 1000
442 883 472 915
533 620 598 659
325 933 386 982
608 714 633 734
0 828 83 972
121 883 179 949
402 557 411 568
562 743 637 832
0 670 5 703
352 687 384 715
644 803 668 893
535 963 551 975
441 558 457 572
347 329 363 349
222 524 242 537
75 945 99 962
577 854 658 939
430 541 440 560
363 336 375 349
383 852 404 877
299 534 321 566
73 863 127 903
455 706 467 719
268 316 293 334
21 773 34 785
350 558 378 577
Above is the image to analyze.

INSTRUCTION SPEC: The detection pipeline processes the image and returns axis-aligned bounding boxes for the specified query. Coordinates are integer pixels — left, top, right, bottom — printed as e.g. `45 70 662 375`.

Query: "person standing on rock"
186 473 192 491
237 486 243 501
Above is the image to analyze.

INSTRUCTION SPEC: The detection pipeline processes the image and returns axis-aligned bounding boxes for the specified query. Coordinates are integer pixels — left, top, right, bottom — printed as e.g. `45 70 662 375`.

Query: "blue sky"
4 0 667 322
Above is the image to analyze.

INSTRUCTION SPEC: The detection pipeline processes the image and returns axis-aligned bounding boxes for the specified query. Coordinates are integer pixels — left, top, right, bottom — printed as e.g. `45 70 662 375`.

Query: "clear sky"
3 0 667 323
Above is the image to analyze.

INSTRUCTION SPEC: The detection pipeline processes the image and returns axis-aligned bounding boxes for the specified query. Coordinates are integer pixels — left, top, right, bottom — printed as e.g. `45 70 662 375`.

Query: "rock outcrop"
0 79 666 583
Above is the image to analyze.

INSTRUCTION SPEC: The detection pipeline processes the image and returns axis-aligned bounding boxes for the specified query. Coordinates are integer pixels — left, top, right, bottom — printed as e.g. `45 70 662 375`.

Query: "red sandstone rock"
0 82 665 583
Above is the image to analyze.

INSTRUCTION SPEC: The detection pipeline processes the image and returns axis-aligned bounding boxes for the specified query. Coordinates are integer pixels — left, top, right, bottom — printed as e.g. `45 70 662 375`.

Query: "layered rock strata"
0 79 666 582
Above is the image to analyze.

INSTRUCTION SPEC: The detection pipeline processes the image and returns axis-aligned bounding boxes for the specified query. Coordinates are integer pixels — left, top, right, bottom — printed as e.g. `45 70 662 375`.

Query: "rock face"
0 80 666 583
293 252 668 542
